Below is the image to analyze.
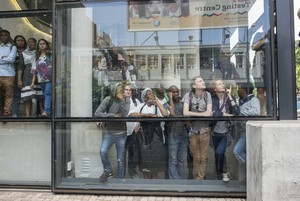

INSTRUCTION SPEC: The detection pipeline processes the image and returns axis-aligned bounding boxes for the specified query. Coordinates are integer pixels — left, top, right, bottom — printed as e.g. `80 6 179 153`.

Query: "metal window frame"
276 0 297 120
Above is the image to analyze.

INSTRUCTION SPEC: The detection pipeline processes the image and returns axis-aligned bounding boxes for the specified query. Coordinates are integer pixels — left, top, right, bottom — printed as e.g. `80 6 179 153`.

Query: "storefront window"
54 0 274 194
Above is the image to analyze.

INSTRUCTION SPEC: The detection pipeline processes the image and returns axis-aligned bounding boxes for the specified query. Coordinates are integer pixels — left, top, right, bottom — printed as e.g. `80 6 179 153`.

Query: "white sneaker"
223 173 230 182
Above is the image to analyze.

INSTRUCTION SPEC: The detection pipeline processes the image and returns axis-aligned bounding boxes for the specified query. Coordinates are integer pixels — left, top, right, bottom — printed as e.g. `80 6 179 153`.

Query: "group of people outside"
94 75 261 183
0 29 52 117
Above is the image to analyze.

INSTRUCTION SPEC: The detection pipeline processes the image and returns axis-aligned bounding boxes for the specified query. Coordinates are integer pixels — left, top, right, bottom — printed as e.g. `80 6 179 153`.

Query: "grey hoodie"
94 96 130 133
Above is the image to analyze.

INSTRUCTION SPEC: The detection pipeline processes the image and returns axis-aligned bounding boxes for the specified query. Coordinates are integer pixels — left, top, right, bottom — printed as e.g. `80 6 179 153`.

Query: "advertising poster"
128 0 255 31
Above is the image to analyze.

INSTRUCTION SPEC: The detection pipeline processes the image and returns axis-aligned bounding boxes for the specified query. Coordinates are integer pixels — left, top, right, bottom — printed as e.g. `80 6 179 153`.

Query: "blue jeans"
100 131 127 178
168 133 188 179
233 130 246 164
40 82 51 115
212 132 228 176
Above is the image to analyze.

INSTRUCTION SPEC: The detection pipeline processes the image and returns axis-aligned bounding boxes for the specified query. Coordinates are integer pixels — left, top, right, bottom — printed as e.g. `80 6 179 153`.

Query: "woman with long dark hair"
30 39 52 117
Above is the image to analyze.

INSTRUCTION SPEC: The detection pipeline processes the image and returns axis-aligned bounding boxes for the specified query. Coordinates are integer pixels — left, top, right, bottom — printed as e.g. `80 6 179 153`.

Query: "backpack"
188 91 208 111
187 91 212 127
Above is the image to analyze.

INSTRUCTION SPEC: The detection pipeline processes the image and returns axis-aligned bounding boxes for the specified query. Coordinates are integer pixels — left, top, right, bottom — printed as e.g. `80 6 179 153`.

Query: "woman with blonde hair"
210 79 240 181
94 82 130 182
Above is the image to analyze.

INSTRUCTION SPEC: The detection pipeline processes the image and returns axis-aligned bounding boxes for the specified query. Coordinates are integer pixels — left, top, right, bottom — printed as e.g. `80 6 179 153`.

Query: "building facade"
0 0 296 197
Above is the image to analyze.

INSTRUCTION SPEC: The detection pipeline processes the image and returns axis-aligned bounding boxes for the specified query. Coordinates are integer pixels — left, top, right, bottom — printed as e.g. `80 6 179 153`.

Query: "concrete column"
247 120 300 201
70 8 103 178
70 8 93 117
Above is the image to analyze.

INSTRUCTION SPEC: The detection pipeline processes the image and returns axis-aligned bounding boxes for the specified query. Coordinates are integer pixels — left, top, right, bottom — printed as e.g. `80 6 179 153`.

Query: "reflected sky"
85 1 237 47
54 0 272 47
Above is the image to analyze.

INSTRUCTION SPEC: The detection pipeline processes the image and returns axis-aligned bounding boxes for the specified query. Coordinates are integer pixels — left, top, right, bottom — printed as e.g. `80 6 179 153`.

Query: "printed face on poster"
128 0 255 31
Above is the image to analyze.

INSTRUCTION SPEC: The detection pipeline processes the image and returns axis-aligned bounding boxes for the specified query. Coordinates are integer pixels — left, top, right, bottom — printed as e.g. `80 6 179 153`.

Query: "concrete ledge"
247 120 300 201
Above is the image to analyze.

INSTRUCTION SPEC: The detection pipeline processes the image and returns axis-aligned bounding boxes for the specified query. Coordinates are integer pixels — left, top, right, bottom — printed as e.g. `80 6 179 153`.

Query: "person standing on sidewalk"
0 30 17 116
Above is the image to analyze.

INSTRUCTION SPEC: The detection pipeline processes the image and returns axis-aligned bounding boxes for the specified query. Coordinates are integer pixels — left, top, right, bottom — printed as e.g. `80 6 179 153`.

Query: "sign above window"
128 0 255 31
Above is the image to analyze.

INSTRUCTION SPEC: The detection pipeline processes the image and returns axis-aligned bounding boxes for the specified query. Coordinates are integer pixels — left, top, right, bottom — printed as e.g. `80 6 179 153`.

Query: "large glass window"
54 0 274 195
0 8 52 186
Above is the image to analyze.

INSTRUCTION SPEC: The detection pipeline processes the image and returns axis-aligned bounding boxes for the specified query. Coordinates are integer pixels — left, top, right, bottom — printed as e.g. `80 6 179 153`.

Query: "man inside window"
0 30 17 116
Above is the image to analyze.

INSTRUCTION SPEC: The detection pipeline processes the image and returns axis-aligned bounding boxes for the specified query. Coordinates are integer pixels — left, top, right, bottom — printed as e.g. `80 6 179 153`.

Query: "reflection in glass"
56 0 273 118
54 0 273 193
0 1 52 12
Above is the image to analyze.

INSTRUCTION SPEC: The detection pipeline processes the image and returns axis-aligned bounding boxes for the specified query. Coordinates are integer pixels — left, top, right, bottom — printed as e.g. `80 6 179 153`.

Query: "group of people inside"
0 29 52 117
94 75 261 182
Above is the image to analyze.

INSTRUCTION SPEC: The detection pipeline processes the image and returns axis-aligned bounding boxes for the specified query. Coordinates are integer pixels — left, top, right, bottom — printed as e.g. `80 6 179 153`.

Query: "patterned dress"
19 49 43 102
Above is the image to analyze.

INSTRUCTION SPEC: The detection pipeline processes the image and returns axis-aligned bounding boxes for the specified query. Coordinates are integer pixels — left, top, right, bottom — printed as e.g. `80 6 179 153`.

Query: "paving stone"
0 190 246 201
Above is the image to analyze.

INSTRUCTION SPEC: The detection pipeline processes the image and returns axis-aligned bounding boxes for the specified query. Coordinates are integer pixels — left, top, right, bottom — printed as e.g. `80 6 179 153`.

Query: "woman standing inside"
12 35 27 117
210 80 240 181
123 82 141 179
30 39 52 117
129 88 170 179
19 38 43 117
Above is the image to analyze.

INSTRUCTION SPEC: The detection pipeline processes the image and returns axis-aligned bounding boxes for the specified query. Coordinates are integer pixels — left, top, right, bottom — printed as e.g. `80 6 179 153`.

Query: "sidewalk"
0 189 246 201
